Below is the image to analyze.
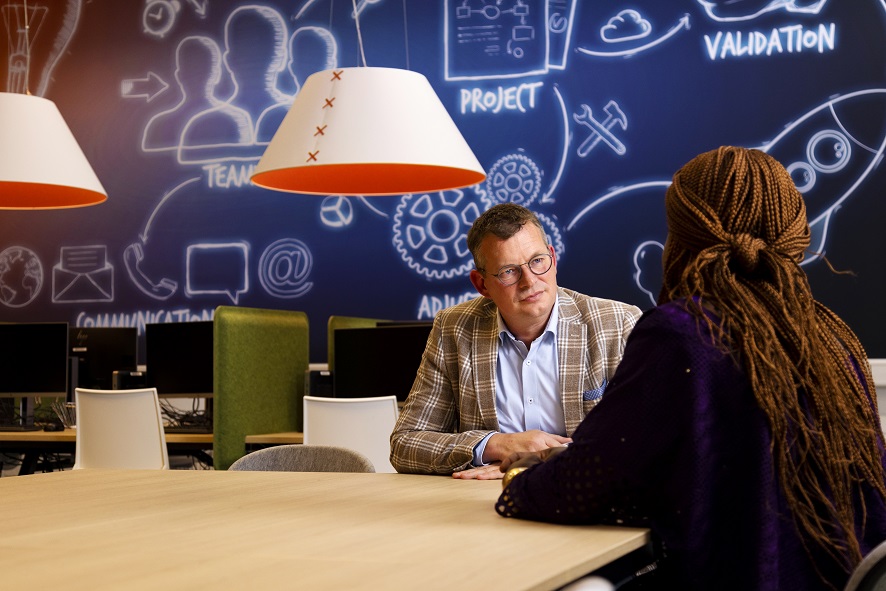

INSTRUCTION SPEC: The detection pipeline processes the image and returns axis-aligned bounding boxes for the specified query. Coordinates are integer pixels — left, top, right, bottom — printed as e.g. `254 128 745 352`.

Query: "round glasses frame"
479 253 553 286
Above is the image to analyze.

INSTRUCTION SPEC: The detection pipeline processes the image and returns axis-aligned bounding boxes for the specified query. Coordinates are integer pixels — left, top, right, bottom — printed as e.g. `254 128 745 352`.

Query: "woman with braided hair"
495 146 886 590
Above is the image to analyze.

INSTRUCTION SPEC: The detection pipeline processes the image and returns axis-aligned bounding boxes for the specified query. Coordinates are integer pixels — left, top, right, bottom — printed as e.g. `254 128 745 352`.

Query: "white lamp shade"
0 92 107 209
251 67 486 196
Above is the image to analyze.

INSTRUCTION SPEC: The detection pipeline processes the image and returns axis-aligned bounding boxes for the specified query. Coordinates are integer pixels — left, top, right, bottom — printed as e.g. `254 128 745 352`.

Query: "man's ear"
549 244 557 268
469 269 490 297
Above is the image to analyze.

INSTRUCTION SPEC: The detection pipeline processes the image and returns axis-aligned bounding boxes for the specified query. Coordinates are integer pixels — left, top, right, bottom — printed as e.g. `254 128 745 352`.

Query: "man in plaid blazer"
391 204 641 477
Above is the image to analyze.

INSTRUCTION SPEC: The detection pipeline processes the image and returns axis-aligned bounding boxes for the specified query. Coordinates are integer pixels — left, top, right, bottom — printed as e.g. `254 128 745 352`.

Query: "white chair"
73 388 170 470
303 395 399 473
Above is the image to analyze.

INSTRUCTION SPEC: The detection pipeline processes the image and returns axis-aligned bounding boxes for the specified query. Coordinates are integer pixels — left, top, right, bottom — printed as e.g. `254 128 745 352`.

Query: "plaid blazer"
390 287 641 474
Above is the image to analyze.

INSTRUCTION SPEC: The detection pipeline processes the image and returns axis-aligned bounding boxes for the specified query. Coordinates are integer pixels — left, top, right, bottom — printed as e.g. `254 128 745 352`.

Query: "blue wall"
1 0 885 362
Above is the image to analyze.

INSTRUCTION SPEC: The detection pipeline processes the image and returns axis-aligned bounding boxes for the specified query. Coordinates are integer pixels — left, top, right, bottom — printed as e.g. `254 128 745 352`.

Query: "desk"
244 430 303 446
0 428 214 445
0 470 649 591
0 429 213 474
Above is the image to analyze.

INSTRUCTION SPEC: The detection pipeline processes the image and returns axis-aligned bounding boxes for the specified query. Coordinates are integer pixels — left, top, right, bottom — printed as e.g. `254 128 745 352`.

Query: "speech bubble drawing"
185 242 249 304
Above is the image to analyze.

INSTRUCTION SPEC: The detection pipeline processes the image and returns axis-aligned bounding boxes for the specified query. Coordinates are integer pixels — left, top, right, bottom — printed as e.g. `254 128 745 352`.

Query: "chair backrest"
845 539 886 591
303 395 399 473
213 306 309 470
228 444 375 472
73 387 169 470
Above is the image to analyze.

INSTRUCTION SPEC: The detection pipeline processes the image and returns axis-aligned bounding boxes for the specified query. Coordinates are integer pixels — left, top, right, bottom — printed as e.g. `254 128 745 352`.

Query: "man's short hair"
466 203 547 268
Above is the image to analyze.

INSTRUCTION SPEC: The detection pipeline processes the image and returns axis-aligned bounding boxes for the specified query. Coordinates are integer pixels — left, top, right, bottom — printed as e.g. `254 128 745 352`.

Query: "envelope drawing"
52 245 114 303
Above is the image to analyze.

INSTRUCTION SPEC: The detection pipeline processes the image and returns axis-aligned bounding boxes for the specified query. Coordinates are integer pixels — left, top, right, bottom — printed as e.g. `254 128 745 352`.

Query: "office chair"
73 387 169 469
845 539 886 591
303 395 399 473
213 306 309 470
228 444 375 473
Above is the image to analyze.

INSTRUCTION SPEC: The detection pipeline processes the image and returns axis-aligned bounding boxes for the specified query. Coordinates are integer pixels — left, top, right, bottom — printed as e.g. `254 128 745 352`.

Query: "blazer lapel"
472 301 501 431
557 291 588 435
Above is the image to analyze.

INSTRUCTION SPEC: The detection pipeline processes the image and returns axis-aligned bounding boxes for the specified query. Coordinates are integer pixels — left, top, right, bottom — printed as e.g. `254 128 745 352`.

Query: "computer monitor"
0 322 69 430
332 322 432 401
70 327 138 391
145 321 214 397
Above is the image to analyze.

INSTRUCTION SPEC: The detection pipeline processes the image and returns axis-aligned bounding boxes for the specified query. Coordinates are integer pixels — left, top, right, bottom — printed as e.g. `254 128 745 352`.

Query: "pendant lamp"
251 66 486 196
0 92 107 209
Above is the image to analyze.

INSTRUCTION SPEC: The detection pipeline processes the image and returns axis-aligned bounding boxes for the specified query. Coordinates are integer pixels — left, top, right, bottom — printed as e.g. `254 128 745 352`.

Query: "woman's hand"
500 444 569 472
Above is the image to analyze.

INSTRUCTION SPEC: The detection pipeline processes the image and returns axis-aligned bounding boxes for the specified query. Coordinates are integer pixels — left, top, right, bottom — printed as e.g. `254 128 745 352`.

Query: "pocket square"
582 380 608 402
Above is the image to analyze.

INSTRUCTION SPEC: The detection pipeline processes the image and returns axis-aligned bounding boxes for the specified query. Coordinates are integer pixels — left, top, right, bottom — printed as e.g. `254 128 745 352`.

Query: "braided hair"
660 146 885 575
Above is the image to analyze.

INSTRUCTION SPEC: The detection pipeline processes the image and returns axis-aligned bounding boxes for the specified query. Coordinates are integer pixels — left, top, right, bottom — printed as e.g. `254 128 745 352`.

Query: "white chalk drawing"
633 241 664 305
353 0 385 18
703 22 835 61
2 0 80 96
123 242 177 301
566 88 886 305
258 25 338 143
577 12 690 59
0 246 43 308
319 196 355 228
295 0 323 20
758 89 886 261
567 181 673 233
393 189 491 280
142 0 179 38
540 83 570 204
185 242 250 304
567 181 671 306
142 36 224 153
535 212 565 262
601 10 652 43
696 0 828 23
547 0 577 70
485 152 543 206
573 101 628 158
123 177 200 300
178 5 289 163
142 0 207 39
121 72 170 103
444 0 577 81
132 5 339 166
287 26 338 93
258 238 314 299
124 6 341 306
52 245 113 303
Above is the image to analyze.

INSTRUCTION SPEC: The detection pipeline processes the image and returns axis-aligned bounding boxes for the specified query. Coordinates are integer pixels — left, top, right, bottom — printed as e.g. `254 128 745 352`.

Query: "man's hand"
500 445 569 472
482 430 571 464
452 463 504 480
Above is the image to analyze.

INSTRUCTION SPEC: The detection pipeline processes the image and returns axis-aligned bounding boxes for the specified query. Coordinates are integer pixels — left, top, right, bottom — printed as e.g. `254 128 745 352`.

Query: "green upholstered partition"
213 306 309 470
326 316 388 373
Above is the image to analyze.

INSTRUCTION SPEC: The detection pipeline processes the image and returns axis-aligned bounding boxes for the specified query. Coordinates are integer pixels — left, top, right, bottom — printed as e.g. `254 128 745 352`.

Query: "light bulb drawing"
1 0 81 96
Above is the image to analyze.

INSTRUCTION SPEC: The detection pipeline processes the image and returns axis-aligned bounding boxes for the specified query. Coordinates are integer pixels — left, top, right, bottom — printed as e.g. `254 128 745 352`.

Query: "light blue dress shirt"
472 300 564 465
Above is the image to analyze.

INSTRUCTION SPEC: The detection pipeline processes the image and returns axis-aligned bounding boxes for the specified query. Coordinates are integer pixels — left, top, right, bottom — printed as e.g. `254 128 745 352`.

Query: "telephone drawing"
124 242 178 300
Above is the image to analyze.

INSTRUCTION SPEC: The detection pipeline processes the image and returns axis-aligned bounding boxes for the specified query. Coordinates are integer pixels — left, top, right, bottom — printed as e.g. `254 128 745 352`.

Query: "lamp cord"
402 0 409 71
352 0 367 67
23 0 31 94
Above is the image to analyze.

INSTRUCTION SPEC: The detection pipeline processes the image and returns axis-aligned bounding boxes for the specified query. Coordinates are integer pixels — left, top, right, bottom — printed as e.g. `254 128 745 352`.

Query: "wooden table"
0 470 649 591
0 430 303 474
0 428 214 445
244 431 303 445
0 429 214 474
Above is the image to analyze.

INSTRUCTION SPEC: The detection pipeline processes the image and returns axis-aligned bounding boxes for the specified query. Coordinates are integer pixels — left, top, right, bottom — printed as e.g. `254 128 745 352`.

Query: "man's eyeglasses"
479 254 553 286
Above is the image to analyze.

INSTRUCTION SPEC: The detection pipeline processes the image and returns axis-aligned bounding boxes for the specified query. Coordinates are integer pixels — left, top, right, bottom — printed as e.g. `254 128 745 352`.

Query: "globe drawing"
0 246 44 308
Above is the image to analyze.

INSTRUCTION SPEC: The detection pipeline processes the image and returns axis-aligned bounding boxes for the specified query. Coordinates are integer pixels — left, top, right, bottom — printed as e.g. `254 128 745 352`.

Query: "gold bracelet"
502 466 529 489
